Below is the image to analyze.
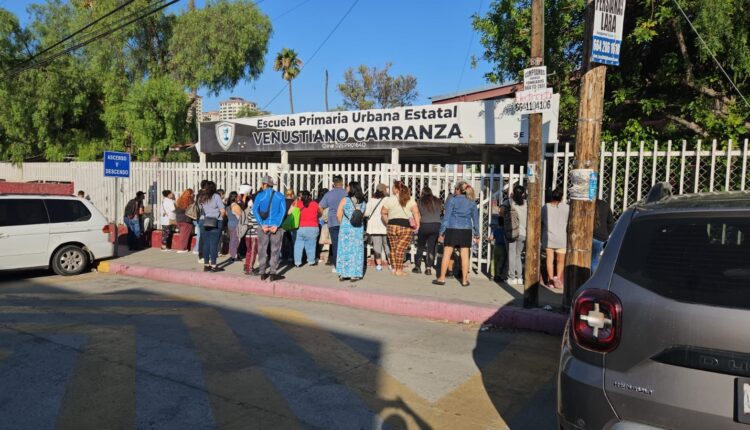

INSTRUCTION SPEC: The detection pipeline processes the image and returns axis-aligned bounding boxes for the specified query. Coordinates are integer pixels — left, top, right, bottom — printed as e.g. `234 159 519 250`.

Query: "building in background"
187 95 203 122
219 97 257 121
202 110 220 122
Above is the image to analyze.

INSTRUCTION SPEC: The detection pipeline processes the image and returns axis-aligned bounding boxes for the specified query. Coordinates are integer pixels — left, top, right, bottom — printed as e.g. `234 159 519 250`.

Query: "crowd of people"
121 174 613 289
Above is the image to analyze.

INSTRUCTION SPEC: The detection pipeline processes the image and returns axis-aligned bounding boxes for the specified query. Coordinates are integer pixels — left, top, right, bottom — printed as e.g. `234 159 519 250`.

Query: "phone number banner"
592 0 626 66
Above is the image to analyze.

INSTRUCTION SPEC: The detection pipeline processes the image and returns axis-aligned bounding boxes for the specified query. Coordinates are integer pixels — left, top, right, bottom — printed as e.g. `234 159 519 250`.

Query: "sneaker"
177 250 188 254
192 251 199 255
376 265 382 272
411 267 421 274
197 258 204 264
424 269 432 276
331 267 337 274
307 262 318 267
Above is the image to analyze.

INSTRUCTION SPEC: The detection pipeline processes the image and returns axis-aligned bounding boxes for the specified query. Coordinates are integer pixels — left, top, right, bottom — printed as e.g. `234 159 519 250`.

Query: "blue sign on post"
103 151 130 178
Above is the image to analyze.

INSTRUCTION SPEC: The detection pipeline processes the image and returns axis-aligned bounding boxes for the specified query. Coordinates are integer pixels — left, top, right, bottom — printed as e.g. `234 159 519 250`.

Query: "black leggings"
414 222 440 269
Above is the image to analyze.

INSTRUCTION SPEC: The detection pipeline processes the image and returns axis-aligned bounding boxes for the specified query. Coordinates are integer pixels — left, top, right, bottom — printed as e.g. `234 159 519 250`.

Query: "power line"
457 0 483 91
262 0 360 111
9 0 179 76
20 0 136 70
672 0 750 110
273 0 312 21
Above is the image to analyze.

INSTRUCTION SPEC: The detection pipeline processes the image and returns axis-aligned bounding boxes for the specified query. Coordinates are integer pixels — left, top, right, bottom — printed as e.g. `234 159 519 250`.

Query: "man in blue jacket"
253 175 287 281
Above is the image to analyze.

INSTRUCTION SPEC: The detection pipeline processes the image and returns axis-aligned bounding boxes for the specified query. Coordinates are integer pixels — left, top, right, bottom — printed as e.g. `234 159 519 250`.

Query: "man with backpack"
252 175 286 281
123 191 145 251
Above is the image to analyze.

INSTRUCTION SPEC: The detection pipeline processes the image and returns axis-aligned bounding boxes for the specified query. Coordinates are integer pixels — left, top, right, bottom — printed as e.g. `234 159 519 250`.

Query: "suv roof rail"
645 182 673 204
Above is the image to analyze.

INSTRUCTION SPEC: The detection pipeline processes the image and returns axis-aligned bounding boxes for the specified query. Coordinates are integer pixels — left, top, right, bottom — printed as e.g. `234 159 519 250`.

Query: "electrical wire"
20 0 136 69
262 0 360 111
457 0 483 91
672 0 750 109
9 0 179 76
273 0 312 21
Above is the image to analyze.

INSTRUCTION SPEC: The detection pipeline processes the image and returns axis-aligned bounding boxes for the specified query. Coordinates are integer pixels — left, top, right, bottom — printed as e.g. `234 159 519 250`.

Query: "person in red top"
292 190 321 266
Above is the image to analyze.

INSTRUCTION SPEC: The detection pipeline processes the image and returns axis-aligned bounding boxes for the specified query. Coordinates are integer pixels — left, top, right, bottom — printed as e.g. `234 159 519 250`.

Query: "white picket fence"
549 138 749 216
1 137 748 271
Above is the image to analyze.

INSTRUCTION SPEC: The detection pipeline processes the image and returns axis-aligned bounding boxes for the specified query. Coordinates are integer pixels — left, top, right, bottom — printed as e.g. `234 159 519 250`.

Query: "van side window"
44 200 92 223
0 199 49 226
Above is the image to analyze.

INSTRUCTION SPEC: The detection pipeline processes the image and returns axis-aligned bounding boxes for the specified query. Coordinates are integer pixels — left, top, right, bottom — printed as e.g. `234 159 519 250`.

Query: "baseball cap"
261 175 275 186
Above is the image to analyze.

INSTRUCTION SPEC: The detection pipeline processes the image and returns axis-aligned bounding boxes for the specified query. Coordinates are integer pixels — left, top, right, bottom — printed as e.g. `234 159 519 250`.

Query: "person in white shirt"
160 190 176 251
365 184 390 271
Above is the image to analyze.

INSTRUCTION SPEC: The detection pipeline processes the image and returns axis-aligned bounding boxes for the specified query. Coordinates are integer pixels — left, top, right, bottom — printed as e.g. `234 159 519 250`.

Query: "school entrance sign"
199 99 559 154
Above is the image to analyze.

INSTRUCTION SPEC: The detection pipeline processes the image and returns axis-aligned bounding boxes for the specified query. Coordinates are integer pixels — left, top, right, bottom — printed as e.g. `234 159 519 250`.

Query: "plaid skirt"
387 224 413 271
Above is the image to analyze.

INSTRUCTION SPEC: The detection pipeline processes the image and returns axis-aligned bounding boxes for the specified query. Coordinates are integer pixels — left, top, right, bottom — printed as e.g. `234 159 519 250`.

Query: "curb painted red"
101 261 567 335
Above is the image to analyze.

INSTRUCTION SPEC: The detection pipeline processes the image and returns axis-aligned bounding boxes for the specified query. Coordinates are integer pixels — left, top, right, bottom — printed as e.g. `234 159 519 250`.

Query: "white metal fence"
1 138 747 270
549 138 749 216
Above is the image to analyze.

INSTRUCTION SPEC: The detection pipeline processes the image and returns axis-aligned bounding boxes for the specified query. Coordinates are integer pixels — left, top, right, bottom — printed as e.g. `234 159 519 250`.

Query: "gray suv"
558 189 750 429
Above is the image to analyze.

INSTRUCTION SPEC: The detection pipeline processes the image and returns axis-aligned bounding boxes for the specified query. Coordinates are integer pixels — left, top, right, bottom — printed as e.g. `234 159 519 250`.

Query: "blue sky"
3 0 494 114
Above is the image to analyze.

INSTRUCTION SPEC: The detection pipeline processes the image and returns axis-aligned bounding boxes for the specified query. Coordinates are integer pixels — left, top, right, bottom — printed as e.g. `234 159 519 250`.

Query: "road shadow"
473 309 563 430
0 275 431 429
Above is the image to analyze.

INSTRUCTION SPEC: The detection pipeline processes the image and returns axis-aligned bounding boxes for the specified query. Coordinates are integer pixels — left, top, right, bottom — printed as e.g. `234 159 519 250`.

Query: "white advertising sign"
592 0 626 66
200 98 560 153
514 88 554 113
523 66 547 91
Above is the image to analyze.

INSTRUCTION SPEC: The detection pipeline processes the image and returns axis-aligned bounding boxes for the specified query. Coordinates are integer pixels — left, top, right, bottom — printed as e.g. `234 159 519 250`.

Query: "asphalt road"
0 271 561 430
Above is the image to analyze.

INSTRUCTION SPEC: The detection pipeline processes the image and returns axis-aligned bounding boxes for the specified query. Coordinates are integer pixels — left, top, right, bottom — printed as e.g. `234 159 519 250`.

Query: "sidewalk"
98 247 567 334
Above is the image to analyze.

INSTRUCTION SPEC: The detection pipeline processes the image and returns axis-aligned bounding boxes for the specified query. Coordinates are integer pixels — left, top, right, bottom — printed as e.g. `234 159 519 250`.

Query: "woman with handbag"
381 180 420 277
225 191 241 261
198 181 226 272
292 190 319 267
365 184 389 271
335 181 367 281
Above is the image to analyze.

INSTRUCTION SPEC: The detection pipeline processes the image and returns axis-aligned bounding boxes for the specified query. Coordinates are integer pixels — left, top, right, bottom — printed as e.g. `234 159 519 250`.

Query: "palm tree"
273 48 302 113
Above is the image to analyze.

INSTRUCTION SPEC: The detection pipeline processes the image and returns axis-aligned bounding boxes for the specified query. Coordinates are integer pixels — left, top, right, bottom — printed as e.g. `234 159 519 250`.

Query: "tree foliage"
273 48 302 113
235 105 269 118
0 0 272 164
338 62 418 110
473 0 750 143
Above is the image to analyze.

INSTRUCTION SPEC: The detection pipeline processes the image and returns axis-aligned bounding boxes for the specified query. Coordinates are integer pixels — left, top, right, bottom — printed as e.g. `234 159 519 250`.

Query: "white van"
0 195 114 275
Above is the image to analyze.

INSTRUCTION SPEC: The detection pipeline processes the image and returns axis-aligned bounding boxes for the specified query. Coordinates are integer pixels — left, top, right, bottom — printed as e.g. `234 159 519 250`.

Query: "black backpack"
347 198 364 228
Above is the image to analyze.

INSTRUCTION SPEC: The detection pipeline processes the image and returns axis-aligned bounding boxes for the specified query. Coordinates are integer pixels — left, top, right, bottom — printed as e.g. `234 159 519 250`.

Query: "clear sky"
3 0 494 114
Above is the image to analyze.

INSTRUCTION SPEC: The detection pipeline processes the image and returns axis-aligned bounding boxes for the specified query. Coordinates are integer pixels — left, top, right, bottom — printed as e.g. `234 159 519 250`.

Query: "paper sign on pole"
515 88 554 114
523 66 547 91
592 0 626 66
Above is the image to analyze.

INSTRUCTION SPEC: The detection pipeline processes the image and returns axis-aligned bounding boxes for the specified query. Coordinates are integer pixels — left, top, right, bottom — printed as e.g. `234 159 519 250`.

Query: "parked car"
558 188 750 429
0 195 113 275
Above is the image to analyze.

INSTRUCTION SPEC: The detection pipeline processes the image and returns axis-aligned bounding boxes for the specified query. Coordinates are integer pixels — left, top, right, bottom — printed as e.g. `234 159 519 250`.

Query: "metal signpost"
103 151 131 257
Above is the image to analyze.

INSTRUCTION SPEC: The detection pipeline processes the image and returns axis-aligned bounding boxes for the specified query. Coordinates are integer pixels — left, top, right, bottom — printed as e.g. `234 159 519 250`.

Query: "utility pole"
325 69 329 112
523 0 544 308
563 0 608 307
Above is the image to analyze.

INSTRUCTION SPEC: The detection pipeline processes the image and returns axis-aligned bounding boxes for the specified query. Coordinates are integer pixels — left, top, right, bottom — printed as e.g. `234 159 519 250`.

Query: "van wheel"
52 245 89 276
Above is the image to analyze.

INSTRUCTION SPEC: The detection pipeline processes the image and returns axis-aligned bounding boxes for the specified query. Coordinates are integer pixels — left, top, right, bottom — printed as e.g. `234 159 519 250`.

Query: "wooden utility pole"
563 0 608 307
523 0 544 308
325 69 329 112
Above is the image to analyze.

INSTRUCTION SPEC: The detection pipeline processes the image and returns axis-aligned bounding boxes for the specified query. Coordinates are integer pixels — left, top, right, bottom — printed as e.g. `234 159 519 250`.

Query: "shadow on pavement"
0 274 431 429
473 308 563 430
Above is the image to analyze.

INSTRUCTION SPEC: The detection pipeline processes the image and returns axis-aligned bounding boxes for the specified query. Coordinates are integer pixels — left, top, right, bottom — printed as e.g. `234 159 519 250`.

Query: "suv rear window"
44 199 92 223
0 199 49 226
615 215 750 309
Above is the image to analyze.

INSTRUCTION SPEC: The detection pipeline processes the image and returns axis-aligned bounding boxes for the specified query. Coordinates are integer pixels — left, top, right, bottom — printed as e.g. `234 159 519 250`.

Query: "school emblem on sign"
215 122 235 151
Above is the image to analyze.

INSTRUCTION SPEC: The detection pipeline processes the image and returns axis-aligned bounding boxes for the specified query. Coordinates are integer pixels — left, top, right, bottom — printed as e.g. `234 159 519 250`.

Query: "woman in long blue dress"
335 181 367 281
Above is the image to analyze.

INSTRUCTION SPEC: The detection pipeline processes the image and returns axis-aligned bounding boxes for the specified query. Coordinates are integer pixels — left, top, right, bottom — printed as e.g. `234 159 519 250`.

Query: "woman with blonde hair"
381 180 420 276
433 182 479 287
174 189 195 252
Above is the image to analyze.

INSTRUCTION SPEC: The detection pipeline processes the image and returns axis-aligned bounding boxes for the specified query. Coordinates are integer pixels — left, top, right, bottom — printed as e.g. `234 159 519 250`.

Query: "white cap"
239 184 252 195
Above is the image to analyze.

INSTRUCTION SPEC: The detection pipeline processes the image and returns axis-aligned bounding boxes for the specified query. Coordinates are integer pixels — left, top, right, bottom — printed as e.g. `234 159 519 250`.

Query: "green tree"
273 48 302 113
338 62 418 110
472 0 750 143
0 0 273 163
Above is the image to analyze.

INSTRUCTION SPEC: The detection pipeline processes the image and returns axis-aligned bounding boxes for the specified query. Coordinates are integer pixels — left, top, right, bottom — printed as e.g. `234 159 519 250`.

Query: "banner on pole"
592 0 626 66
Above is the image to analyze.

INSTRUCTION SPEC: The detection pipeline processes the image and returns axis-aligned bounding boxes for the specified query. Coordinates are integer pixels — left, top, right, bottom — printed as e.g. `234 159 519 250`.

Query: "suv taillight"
572 289 622 353
102 225 111 234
